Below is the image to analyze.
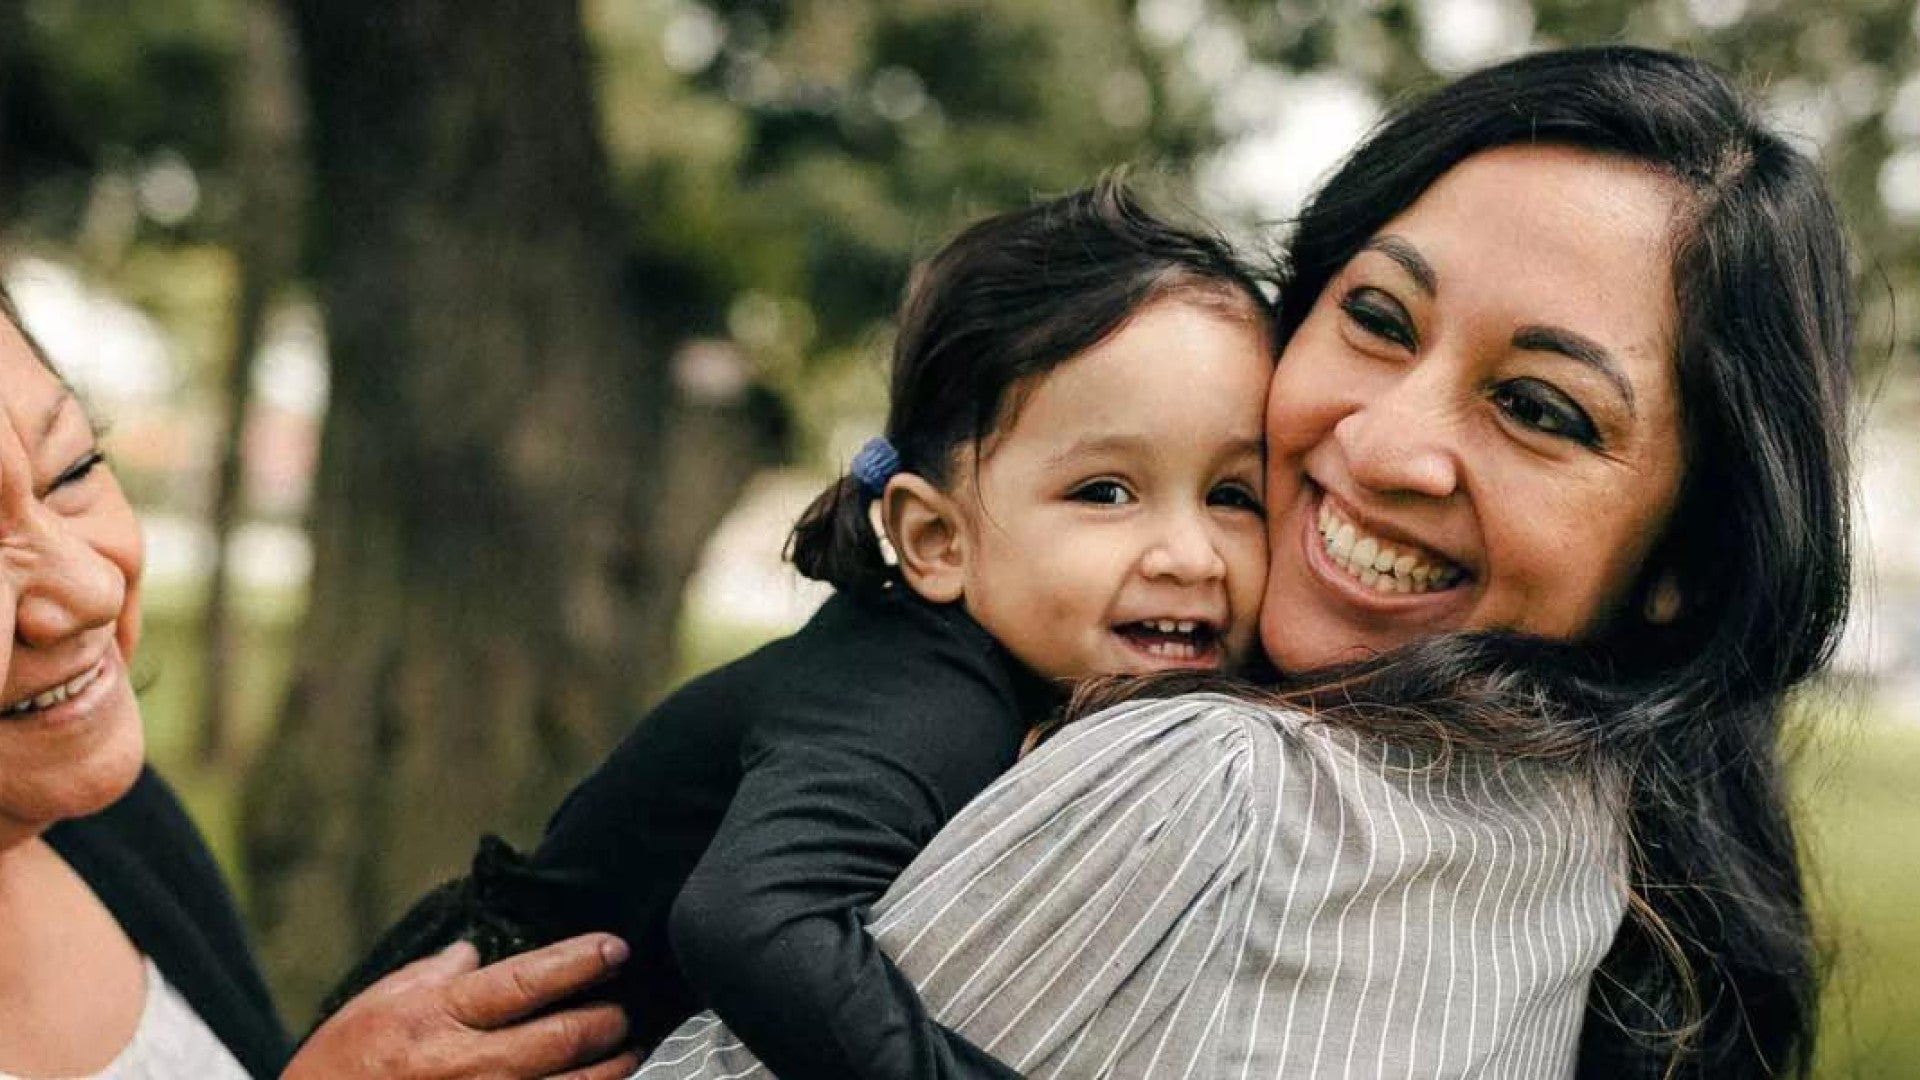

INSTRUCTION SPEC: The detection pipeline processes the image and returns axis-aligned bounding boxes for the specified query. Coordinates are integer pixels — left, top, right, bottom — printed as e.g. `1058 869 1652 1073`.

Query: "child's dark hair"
790 175 1276 596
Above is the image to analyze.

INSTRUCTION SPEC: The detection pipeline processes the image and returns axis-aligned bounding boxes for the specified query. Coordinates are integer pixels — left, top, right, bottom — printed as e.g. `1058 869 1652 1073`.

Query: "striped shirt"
638 693 1627 1078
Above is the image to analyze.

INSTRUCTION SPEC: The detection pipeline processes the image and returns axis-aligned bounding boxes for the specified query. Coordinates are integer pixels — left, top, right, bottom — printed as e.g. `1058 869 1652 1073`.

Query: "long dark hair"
1252 46 1848 1078
789 176 1274 596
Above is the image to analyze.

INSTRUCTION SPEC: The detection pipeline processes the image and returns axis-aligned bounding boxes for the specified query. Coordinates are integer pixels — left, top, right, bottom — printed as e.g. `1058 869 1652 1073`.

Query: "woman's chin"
0 670 146 840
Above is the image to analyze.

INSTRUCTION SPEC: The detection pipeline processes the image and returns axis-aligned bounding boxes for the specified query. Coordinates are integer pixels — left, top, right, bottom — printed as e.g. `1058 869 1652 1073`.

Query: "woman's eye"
1491 381 1599 446
1069 480 1134 506
1207 483 1264 515
1338 288 1417 350
45 449 105 497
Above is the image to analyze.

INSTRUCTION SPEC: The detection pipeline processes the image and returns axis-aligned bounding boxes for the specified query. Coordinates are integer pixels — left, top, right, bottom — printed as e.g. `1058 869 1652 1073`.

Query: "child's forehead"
975 294 1273 468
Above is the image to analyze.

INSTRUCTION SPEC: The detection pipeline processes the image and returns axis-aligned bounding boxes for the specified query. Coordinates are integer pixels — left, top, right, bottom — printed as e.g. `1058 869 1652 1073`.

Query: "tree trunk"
240 0 780 1018
198 0 305 766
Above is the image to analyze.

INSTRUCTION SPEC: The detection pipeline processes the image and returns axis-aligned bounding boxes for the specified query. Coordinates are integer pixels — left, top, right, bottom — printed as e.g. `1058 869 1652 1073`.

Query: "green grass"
1796 715 1920 1079
136 600 1920 1073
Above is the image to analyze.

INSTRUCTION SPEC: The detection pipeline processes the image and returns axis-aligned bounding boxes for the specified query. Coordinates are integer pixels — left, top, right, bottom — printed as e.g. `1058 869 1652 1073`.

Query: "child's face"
952 292 1272 680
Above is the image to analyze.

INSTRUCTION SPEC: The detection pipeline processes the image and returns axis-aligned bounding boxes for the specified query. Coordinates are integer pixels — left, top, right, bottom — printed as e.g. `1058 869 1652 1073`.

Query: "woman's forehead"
1364 146 1685 383
0 313 78 439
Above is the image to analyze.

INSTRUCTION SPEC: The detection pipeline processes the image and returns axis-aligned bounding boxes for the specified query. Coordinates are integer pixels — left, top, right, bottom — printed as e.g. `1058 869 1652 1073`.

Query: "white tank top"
0 959 251 1080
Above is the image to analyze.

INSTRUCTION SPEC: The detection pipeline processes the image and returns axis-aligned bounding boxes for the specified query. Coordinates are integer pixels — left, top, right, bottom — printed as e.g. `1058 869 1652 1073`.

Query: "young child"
332 178 1277 1078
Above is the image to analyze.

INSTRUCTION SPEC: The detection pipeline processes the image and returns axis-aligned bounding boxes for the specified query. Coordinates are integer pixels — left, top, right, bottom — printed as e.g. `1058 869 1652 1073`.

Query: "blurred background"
1 0 1915 1071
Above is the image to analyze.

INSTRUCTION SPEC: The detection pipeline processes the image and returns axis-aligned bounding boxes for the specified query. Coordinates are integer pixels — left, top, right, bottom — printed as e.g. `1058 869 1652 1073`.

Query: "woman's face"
1261 145 1688 672
0 314 145 849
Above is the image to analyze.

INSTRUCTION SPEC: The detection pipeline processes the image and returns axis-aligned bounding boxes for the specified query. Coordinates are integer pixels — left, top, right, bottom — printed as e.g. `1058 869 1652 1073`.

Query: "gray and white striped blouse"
638 693 1627 1079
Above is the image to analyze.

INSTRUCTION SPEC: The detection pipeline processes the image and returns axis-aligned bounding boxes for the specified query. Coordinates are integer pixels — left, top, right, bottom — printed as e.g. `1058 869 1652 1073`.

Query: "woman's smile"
0 647 120 725
1292 483 1475 628
1311 492 1466 596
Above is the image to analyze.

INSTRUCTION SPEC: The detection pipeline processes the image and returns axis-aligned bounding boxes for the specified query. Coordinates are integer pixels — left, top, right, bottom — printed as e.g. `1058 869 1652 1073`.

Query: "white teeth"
1330 523 1355 559
1316 504 1463 595
3 661 103 717
1143 640 1198 661
1176 620 1195 634
1351 536 1379 571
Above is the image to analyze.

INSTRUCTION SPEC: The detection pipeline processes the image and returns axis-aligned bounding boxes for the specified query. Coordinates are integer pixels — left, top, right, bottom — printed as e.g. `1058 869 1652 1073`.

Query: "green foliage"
586 0 1217 451
4 0 240 241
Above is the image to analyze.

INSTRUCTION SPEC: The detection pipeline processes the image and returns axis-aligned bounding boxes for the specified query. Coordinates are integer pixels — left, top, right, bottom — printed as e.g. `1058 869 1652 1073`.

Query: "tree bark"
198 0 305 766
240 0 781 1017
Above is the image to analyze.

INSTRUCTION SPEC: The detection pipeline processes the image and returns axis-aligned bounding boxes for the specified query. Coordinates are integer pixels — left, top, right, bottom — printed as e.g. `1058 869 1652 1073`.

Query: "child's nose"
1141 514 1227 585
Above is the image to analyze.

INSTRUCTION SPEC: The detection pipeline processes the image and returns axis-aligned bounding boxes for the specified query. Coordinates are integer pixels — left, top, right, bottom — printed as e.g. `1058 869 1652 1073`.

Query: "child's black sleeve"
666 651 1030 1079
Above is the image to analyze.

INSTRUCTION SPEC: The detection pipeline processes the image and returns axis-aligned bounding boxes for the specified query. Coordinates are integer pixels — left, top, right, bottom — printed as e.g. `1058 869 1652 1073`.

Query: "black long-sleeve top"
449 589 1056 1078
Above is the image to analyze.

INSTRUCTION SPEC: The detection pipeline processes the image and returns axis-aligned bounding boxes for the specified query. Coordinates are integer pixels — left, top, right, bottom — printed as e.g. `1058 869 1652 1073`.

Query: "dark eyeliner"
1338 287 1417 350
1494 381 1600 447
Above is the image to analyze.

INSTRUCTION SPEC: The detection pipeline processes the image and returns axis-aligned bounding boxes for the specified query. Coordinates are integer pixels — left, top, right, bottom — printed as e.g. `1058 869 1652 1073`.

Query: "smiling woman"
1262 145 1688 669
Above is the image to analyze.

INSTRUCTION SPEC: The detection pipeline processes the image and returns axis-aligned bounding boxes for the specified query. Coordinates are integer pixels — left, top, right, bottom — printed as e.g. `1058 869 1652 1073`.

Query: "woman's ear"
880 474 967 604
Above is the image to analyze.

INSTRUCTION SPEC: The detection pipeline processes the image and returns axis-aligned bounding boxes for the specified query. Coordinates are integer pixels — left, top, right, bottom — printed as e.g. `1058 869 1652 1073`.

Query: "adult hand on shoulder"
283 933 637 1080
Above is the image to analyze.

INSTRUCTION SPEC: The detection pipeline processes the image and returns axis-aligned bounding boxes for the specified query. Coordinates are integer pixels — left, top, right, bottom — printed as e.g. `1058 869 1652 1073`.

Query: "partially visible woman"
642 45 1852 1079
0 292 639 1080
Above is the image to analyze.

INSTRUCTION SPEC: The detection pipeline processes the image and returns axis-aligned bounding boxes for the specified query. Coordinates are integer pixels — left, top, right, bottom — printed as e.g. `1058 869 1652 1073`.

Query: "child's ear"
880 474 966 604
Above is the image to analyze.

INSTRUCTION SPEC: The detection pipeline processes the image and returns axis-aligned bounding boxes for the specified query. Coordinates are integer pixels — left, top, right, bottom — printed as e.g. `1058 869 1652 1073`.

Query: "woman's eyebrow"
1361 235 1437 297
1511 325 1638 415
38 389 77 445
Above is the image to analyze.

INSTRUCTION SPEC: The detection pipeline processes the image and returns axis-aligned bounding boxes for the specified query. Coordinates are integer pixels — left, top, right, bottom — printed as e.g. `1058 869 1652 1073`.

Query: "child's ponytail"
788 470 896 598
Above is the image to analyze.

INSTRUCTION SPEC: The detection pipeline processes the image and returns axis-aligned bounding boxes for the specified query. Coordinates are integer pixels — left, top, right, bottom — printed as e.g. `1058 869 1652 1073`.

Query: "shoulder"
677 591 1033 742
973 690 1622 878
46 766 291 1077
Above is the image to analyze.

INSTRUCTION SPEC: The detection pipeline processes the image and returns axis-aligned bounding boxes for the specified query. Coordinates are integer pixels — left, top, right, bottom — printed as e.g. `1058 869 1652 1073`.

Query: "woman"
0 289 639 1079
643 45 1850 1079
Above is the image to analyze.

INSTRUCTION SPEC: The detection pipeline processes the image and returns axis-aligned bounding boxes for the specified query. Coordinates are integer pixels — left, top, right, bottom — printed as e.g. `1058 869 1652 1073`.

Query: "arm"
665 693 1026 1080
644 694 1264 1078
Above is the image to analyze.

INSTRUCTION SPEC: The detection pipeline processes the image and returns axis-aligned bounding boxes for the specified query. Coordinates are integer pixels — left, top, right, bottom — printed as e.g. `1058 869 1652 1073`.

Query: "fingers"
546 1050 643 1080
373 939 482 1001
476 1001 630 1078
443 933 630 1030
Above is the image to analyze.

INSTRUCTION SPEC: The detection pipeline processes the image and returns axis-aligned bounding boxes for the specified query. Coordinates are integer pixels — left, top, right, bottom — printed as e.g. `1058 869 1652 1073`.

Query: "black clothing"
338 590 1053 1079
44 766 292 1079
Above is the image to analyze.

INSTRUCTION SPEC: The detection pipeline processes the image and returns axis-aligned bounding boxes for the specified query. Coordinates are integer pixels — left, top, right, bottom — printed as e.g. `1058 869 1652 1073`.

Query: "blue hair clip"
850 436 902 498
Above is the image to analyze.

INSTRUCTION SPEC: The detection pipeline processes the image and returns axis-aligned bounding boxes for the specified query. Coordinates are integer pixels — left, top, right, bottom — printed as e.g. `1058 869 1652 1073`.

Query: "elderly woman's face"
0 314 144 847
1261 145 1687 672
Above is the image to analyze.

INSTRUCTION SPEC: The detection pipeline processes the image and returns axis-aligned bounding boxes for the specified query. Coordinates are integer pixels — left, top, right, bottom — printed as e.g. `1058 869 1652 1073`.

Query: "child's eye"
1338 287 1417 350
1207 482 1264 515
1069 480 1135 506
1490 380 1600 447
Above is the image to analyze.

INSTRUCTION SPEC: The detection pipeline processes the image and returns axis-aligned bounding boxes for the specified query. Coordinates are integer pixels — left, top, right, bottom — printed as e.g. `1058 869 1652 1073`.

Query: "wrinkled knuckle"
510 963 548 1007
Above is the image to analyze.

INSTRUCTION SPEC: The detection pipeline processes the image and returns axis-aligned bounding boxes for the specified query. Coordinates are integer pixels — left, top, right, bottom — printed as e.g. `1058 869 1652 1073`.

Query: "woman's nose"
1140 512 1228 585
11 510 126 647
1333 371 1462 500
